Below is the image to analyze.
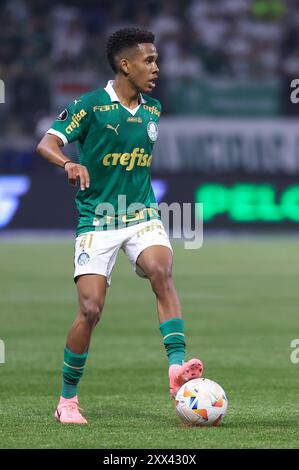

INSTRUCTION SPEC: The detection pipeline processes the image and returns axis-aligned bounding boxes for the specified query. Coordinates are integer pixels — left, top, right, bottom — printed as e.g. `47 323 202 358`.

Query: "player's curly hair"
106 27 155 73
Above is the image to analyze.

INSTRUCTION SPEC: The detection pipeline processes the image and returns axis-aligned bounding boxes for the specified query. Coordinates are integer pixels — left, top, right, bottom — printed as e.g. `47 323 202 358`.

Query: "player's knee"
149 264 173 294
80 298 104 327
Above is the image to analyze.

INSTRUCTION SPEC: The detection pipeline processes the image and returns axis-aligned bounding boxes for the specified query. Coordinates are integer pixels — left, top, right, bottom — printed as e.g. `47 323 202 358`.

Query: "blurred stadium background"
1 0 299 232
1 0 299 450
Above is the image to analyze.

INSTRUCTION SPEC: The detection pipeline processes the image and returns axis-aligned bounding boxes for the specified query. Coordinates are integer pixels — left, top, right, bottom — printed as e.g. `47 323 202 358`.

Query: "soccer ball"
175 378 228 426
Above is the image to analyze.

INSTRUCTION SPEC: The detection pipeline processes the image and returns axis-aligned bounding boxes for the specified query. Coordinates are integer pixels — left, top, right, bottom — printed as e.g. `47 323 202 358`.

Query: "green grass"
0 237 299 448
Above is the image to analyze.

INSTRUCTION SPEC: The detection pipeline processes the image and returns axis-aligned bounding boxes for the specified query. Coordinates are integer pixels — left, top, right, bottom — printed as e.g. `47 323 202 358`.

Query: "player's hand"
64 162 90 191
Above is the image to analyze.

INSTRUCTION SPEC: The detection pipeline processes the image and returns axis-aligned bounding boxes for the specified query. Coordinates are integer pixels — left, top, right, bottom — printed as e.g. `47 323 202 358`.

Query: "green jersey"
48 80 161 235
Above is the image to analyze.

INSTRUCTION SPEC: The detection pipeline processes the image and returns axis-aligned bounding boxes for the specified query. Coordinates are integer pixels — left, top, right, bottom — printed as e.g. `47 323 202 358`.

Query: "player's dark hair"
106 27 155 73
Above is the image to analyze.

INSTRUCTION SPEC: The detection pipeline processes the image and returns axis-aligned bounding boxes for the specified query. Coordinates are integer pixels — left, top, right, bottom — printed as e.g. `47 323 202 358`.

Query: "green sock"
160 318 186 366
61 347 88 399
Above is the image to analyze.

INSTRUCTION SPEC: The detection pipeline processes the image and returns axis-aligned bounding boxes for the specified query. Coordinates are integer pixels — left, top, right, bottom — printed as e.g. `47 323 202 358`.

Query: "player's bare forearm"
36 133 69 168
36 134 90 190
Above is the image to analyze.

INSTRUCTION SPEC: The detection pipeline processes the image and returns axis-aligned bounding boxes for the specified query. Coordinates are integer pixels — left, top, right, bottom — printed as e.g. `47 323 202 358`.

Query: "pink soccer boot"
54 396 87 424
169 358 204 398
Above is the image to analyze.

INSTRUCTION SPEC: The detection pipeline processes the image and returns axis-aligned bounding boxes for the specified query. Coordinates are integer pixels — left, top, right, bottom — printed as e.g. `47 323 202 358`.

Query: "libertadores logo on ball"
175 378 228 426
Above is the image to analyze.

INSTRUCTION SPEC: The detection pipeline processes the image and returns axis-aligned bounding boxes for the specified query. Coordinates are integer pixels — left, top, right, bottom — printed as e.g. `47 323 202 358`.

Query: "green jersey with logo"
48 80 161 235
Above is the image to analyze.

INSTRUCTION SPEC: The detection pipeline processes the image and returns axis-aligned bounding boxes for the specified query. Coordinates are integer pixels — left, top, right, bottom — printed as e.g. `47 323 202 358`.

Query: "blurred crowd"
1 0 299 139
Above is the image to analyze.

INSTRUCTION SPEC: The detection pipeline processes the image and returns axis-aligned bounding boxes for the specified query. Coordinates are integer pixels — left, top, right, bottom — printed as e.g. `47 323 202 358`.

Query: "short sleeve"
47 99 90 145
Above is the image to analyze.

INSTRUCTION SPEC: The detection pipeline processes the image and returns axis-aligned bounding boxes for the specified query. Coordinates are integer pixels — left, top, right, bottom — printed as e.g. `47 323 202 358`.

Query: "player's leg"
136 245 203 398
55 274 107 424
67 274 107 353
136 245 180 321
55 228 122 423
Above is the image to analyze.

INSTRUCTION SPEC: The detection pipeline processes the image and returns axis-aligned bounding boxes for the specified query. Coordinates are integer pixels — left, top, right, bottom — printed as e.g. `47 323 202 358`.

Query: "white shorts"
74 220 172 286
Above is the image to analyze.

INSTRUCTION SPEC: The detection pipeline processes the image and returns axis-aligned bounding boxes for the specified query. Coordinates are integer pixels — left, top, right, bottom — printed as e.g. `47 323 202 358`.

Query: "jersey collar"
104 80 147 105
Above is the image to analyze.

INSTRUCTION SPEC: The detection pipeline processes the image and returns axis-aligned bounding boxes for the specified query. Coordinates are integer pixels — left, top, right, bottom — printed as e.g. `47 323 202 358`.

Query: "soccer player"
37 28 203 424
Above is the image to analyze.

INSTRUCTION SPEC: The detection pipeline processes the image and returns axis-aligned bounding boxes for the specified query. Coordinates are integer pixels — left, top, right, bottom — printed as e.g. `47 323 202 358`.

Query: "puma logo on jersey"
107 124 120 135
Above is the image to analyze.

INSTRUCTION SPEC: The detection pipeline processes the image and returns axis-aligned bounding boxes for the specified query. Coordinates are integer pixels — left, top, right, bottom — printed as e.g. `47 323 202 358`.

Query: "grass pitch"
0 236 299 449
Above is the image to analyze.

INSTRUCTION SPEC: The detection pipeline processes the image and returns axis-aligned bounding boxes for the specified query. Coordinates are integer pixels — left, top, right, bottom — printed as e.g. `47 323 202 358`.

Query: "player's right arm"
36 98 91 191
36 134 90 190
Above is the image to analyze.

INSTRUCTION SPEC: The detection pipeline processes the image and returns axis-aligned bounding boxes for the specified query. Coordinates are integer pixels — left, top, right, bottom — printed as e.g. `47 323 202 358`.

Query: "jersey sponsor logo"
56 109 68 121
127 117 143 123
143 104 160 117
107 123 120 135
102 147 152 171
93 104 119 112
65 109 87 134
147 121 158 142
